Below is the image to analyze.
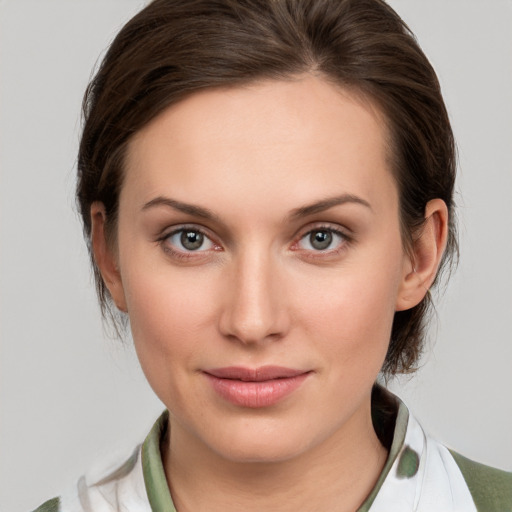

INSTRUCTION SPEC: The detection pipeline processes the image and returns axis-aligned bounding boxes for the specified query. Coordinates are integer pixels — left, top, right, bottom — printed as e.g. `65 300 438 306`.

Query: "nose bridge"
220 243 287 344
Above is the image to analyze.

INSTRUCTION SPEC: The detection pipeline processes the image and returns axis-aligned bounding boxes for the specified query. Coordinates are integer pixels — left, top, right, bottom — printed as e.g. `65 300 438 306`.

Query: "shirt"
33 389 512 511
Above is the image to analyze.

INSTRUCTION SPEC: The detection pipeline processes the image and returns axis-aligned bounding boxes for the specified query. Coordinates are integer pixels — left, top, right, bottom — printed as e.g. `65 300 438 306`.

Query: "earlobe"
90 202 128 312
396 199 449 311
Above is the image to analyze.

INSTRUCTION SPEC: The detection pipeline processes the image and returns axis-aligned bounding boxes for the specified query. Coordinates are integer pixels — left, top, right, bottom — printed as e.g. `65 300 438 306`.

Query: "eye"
165 228 216 252
296 228 347 252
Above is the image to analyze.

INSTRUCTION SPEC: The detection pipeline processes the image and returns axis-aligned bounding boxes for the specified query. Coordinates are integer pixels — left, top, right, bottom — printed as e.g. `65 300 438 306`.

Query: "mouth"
203 366 312 408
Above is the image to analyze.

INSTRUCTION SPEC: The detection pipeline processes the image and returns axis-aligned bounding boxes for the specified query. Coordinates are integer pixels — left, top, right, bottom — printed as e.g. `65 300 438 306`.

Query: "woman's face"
109 76 412 462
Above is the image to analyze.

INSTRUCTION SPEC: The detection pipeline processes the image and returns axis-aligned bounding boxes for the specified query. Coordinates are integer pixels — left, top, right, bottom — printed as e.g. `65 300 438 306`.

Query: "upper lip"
204 366 310 381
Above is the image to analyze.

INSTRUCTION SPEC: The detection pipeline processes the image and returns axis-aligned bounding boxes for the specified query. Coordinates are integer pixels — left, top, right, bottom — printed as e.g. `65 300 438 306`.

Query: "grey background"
1 1 511 510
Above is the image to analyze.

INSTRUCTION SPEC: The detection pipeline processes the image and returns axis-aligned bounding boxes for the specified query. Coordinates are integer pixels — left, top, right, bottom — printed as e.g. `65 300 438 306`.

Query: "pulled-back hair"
77 0 457 376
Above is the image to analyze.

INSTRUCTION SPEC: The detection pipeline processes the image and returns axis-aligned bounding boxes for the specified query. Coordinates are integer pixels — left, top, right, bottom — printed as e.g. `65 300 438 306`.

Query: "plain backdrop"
1 1 511 510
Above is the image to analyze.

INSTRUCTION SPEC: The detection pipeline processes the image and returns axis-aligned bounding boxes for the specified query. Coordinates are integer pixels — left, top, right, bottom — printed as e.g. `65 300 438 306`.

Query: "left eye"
166 229 215 252
297 229 345 251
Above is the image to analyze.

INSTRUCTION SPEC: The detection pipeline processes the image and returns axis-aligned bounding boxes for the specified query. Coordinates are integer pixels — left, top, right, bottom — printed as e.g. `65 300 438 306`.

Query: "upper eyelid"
302 226 347 236
294 222 351 240
160 224 214 240
297 227 348 245
160 220 236 247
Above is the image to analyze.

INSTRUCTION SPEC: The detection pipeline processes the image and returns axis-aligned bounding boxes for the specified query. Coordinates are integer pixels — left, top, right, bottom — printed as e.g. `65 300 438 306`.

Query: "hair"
77 0 457 376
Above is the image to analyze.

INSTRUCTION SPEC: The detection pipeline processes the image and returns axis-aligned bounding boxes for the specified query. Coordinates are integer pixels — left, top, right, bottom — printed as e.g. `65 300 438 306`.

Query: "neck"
163 400 389 512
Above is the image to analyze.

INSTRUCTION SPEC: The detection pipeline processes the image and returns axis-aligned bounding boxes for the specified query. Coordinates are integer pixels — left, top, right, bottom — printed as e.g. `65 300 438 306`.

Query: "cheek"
120 261 219 398
294 248 404 371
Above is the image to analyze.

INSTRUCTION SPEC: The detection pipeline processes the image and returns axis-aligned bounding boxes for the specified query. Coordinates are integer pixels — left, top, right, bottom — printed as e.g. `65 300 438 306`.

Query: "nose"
218 249 290 345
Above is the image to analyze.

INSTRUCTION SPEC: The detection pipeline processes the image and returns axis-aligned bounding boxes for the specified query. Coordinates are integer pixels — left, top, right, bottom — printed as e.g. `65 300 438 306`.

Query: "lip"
203 366 312 408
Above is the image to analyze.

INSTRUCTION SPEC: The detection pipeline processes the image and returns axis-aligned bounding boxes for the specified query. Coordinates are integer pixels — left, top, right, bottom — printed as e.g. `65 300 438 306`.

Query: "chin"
214 436 309 464
197 415 318 464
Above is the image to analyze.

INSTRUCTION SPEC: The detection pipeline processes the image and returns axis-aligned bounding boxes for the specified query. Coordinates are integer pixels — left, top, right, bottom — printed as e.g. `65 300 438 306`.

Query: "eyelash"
157 225 221 261
157 224 352 261
292 225 352 259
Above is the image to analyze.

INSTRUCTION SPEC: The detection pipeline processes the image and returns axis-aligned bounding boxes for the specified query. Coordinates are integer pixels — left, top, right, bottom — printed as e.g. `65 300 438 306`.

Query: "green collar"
358 396 409 511
141 410 176 512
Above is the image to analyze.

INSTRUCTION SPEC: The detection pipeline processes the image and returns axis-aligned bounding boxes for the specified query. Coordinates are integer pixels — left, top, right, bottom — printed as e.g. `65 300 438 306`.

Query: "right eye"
164 228 216 253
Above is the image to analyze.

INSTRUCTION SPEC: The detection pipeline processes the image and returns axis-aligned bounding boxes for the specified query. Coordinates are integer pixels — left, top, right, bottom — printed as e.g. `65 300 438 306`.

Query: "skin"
92 75 448 512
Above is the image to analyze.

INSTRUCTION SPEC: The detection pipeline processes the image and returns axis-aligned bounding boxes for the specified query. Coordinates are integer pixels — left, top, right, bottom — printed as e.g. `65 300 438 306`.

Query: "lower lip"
204 373 310 408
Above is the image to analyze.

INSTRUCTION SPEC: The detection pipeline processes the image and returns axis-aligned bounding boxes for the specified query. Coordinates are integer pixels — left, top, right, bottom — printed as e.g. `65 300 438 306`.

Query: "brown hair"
77 0 457 376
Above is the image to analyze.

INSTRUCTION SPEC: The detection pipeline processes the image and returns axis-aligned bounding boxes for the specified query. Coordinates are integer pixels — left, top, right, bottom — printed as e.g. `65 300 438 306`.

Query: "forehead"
123 75 396 218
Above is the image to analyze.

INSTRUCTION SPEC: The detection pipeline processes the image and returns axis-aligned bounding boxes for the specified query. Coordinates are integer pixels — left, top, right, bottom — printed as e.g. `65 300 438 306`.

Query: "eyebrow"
142 196 221 222
141 193 372 222
289 194 372 220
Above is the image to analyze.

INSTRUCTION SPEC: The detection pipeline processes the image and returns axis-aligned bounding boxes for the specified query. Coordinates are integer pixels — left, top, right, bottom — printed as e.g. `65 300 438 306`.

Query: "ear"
90 202 128 312
396 199 449 311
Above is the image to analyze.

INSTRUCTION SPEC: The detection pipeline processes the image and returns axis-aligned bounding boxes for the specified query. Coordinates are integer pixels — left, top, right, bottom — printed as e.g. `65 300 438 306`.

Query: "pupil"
181 231 203 250
310 230 332 250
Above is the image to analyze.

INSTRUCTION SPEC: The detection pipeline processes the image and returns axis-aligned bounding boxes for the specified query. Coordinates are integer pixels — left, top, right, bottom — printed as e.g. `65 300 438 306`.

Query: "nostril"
219 302 289 345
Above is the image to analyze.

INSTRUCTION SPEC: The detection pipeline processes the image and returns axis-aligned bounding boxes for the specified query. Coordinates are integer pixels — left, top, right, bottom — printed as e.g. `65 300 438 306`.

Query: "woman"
33 0 511 510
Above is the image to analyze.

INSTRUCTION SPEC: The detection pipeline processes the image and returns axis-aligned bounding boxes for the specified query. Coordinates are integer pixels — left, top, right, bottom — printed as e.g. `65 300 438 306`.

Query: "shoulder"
373 388 511 512
449 449 512 512
30 444 150 512
30 412 170 512
32 497 60 512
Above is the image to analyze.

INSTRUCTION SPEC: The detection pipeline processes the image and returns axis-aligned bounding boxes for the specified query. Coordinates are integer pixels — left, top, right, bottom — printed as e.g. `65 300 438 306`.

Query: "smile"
203 366 312 408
